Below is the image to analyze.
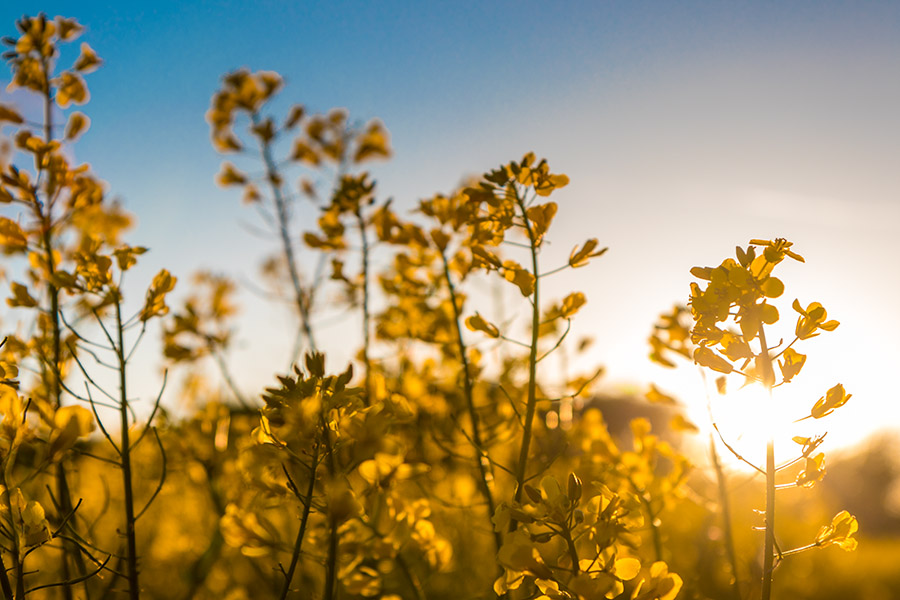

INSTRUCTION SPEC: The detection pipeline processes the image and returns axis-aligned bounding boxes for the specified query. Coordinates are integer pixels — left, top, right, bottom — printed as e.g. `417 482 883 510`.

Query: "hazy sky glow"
2 1 899 454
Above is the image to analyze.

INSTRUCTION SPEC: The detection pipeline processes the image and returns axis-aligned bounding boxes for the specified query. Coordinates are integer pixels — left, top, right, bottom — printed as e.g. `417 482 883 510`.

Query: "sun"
696 377 827 470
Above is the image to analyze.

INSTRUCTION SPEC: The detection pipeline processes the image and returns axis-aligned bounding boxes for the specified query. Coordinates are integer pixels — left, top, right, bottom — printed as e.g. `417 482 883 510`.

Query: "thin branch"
130 371 168 450
84 382 121 456
536 318 571 363
25 555 111 595
135 428 167 520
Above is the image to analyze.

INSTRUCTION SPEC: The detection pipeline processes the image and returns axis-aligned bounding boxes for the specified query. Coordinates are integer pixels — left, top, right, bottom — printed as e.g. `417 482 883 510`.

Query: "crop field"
0 7 898 600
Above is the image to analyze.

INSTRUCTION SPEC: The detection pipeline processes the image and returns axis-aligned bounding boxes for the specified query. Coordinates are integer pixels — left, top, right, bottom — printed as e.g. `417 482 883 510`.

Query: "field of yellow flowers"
0 13 896 600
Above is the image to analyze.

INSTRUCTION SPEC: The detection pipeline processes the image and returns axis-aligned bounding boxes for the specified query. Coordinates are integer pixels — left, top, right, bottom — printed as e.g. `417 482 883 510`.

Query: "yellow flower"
815 511 859 551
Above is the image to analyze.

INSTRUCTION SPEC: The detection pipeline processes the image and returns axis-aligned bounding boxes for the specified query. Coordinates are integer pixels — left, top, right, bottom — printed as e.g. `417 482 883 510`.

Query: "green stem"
115 296 140 600
439 249 501 554
278 443 320 600
511 190 541 511
561 528 580 575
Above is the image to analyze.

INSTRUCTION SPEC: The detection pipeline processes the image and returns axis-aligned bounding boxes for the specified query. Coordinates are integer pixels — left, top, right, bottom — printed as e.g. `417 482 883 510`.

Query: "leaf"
569 238 607 268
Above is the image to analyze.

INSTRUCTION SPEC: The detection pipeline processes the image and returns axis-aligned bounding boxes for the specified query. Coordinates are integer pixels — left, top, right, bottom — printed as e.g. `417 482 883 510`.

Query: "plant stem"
710 436 741 600
0 552 13 600
114 296 140 600
253 113 317 353
354 208 372 404
625 474 662 562
209 343 249 408
39 70 82 600
561 528 580 575
319 411 338 600
511 190 540 511
278 442 320 600
439 249 501 553
1 469 25 600
397 554 426 600
758 324 775 600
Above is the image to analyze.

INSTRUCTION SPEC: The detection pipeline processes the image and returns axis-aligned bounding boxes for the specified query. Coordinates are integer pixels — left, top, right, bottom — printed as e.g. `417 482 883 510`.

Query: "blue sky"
2 1 900 453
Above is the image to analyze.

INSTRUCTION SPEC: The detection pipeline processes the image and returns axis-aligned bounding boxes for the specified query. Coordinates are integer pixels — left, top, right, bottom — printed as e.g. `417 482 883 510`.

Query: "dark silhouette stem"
115 296 140 600
278 442 320 600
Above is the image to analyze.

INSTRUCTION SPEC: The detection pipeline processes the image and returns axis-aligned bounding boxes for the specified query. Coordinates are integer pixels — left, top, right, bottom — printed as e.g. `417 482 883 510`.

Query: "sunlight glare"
703 379 822 469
